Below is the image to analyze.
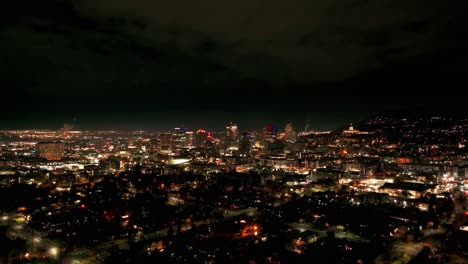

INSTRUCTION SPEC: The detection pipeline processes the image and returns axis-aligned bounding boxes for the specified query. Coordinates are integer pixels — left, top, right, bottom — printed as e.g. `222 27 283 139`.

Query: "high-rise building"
194 129 208 148
226 123 238 141
239 132 252 155
284 123 297 142
225 123 239 154
159 132 173 154
36 141 65 160
262 126 281 154
185 131 194 149
262 125 278 141
172 128 193 154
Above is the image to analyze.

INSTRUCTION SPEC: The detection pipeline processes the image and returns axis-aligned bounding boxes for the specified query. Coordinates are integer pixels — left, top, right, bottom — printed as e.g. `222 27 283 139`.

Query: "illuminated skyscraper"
262 126 282 154
194 129 208 148
239 132 252 155
185 131 194 149
262 125 278 141
172 128 193 154
225 122 239 154
36 141 65 160
159 132 173 154
226 122 238 140
284 123 297 142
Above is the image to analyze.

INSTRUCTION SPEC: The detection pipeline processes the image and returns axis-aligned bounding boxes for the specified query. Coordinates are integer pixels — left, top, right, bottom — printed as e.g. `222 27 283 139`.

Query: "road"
288 222 370 243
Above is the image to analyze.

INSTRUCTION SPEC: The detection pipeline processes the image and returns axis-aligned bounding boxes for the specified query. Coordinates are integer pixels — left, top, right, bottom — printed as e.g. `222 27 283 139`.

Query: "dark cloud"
74 0 468 82
1 0 468 130
3 0 468 89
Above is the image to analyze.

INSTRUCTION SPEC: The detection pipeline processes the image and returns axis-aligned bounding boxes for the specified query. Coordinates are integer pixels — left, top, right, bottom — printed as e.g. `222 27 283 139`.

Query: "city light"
0 114 467 263
49 247 58 257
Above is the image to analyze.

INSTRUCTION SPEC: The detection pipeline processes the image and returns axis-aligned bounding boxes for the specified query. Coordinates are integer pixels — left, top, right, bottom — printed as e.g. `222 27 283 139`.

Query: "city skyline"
1 110 467 263
2 2 468 261
1 95 466 132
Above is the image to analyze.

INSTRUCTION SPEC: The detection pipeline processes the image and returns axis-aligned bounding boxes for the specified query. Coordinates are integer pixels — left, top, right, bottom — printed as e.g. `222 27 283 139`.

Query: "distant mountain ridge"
372 100 468 120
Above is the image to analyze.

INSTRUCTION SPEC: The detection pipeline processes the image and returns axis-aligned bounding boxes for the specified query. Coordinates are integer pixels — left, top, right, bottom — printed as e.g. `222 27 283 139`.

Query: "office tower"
284 123 297 142
239 132 252 156
262 126 283 154
159 132 173 154
225 123 239 154
226 122 238 141
194 129 208 148
262 125 278 141
172 128 193 154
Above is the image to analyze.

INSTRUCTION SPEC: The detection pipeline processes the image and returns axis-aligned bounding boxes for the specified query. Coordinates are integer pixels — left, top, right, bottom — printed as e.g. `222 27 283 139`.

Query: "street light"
49 247 58 257
46 241 63 264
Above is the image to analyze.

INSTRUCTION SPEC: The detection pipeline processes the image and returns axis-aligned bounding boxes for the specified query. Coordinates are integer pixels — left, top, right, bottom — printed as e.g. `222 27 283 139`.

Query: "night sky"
1 0 468 131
